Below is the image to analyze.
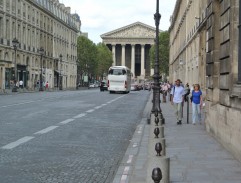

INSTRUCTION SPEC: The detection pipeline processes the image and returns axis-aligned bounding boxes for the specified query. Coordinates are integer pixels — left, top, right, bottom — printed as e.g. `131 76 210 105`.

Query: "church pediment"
101 22 156 39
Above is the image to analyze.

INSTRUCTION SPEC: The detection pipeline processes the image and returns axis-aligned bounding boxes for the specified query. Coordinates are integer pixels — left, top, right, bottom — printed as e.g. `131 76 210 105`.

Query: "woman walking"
191 84 202 125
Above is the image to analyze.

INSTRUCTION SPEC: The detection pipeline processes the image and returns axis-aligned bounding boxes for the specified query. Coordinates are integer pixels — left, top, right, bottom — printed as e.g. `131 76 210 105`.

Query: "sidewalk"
0 87 90 95
113 93 241 183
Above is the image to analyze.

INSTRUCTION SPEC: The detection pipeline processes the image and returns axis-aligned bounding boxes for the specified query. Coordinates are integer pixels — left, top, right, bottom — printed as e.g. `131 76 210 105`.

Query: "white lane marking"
120 175 127 183
2 136 34 149
137 130 142 134
102 104 107 106
133 143 138 148
0 101 34 108
127 155 133 164
34 126 59 135
59 119 75 125
73 113 86 119
86 109 95 113
123 166 130 174
107 101 112 104
94 106 102 109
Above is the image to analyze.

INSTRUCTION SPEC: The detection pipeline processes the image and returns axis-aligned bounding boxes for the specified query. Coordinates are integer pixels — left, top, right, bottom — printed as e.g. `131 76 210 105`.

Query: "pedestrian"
161 83 168 103
16 81 19 88
37 80 39 89
45 81 49 90
171 79 185 125
19 80 23 89
191 84 202 125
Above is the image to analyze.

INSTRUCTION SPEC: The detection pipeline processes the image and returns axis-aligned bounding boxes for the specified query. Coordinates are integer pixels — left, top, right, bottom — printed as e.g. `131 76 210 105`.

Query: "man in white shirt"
171 79 185 125
19 80 23 89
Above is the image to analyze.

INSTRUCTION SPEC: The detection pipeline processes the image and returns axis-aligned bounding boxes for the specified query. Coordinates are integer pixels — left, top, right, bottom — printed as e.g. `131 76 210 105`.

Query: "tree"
77 36 97 85
96 43 113 79
150 31 170 78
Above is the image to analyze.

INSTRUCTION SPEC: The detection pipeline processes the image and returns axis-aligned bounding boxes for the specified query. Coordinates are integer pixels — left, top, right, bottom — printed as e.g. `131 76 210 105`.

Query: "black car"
100 80 108 91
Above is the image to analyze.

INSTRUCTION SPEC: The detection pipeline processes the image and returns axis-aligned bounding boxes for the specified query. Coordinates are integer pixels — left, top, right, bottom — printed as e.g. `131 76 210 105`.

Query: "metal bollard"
152 167 162 183
154 127 160 138
155 142 162 156
155 117 159 126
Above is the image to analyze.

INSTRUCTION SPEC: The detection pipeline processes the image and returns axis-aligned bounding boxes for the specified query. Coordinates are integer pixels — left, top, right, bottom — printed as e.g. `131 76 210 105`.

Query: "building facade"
169 0 241 162
101 22 156 80
0 0 81 91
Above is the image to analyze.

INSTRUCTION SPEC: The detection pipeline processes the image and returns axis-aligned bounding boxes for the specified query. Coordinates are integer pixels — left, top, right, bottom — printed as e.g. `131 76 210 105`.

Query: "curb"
112 92 152 183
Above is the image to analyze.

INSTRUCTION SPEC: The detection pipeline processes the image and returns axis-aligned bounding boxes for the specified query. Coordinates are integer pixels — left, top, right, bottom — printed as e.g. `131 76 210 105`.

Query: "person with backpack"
191 84 202 125
171 79 185 125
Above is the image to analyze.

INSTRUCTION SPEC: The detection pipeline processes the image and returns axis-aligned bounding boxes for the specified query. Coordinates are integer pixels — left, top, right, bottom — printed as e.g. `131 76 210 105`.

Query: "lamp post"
38 47 44 91
12 38 19 92
59 54 63 90
152 0 161 113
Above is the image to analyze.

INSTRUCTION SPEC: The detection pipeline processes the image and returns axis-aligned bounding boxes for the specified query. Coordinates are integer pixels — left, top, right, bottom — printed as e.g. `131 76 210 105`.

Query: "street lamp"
38 47 44 91
12 38 19 92
152 0 162 113
59 54 63 90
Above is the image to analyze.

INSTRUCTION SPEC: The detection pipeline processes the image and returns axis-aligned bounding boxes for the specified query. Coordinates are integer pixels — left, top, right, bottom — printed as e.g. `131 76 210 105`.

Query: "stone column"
3 14 6 44
131 44 135 77
141 44 145 77
121 44 125 66
112 44 116 66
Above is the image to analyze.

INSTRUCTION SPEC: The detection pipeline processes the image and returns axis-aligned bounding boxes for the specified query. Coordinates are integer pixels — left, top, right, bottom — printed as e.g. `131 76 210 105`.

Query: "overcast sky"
62 0 177 43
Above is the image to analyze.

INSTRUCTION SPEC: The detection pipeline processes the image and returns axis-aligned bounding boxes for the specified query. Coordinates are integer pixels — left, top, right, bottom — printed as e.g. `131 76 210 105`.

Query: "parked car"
100 80 108 91
131 84 138 91
89 83 96 88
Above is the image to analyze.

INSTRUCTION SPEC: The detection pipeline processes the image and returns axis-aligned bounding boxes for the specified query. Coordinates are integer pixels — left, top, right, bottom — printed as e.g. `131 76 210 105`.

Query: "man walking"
171 79 185 125
19 80 23 89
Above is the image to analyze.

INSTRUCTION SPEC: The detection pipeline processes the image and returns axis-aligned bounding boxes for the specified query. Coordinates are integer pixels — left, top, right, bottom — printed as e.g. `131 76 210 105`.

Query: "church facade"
101 22 156 79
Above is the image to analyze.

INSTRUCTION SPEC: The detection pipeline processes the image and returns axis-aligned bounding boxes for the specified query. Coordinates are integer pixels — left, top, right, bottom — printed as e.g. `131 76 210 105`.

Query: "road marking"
0 101 34 108
120 175 127 183
59 119 75 125
127 155 133 164
123 166 130 174
94 106 102 109
34 126 59 135
73 113 86 119
86 109 95 113
2 136 34 149
102 104 107 106
133 143 138 148
107 101 112 104
137 130 142 134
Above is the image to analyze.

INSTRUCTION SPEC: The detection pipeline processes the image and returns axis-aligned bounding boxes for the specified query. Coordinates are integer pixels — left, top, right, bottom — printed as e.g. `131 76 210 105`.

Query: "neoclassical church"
101 22 156 79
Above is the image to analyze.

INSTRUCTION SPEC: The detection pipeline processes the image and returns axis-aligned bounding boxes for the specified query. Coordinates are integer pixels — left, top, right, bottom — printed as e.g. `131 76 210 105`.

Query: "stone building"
0 0 81 91
169 0 241 162
101 22 156 79
169 0 207 89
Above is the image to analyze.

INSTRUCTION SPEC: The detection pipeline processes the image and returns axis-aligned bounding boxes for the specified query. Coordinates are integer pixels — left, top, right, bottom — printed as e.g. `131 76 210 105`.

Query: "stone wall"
205 0 241 162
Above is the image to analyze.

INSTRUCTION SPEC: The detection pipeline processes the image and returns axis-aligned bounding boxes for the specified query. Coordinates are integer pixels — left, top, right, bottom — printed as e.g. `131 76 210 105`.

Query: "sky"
61 0 177 43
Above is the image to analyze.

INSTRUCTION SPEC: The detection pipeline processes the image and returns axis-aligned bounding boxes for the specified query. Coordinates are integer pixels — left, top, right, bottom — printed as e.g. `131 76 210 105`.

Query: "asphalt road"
0 89 150 183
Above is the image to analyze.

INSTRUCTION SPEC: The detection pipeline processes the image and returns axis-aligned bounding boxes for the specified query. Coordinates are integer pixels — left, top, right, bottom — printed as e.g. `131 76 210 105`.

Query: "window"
108 69 127 75
0 0 3 6
6 1 10 9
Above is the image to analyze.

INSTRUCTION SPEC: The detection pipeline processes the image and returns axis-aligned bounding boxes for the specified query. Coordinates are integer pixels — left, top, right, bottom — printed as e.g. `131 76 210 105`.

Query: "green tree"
150 31 170 77
96 43 113 79
77 36 97 85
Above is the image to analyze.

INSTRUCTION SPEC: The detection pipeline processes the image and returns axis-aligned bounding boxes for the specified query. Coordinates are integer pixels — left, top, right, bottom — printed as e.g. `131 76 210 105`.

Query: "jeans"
192 102 201 123
174 102 183 121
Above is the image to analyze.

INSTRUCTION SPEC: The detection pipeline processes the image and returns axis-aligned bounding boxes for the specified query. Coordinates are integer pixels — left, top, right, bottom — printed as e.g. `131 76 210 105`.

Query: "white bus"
107 66 131 94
